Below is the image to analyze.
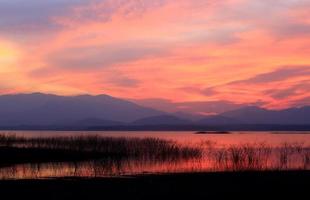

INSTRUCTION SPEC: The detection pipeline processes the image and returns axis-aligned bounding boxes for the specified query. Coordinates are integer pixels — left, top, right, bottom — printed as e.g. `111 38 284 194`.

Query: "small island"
195 131 231 134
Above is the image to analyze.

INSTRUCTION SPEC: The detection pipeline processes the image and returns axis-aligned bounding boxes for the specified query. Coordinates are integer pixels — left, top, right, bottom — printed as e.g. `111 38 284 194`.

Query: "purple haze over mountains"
0 93 309 127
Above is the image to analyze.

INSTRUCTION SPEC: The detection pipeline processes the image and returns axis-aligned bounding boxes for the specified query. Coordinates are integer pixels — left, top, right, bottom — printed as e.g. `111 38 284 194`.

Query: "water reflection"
0 159 202 179
0 143 309 180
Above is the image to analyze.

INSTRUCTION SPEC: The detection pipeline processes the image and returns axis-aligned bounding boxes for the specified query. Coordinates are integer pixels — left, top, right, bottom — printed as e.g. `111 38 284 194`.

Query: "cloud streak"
0 0 309 109
231 67 310 85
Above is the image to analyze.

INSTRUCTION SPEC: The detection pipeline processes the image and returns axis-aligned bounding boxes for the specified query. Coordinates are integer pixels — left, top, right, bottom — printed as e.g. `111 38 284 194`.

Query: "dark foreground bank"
0 171 309 200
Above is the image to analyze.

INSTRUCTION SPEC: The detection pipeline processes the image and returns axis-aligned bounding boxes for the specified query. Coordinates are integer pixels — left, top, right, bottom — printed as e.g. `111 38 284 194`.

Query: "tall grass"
211 144 272 171
0 134 202 179
0 134 202 162
211 143 310 171
302 150 310 169
0 134 309 179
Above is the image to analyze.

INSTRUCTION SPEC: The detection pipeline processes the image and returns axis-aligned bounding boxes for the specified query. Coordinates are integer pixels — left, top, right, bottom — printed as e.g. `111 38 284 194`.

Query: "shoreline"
1 124 310 132
0 171 309 199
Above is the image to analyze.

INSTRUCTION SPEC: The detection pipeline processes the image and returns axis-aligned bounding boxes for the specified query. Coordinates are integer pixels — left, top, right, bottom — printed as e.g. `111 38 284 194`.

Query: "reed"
212 143 309 171
0 134 202 164
0 134 309 179
302 148 310 169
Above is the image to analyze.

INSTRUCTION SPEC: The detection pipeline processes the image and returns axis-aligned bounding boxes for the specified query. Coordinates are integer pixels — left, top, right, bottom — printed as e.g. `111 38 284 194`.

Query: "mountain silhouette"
131 115 192 125
0 93 164 126
220 106 310 124
0 93 309 128
72 118 124 127
197 115 242 125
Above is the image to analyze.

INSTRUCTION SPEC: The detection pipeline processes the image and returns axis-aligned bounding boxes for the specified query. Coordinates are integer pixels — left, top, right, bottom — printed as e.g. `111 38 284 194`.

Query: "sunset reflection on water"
0 131 309 180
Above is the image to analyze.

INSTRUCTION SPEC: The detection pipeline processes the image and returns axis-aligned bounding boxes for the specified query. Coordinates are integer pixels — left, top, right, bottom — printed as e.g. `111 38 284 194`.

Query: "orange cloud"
0 0 309 109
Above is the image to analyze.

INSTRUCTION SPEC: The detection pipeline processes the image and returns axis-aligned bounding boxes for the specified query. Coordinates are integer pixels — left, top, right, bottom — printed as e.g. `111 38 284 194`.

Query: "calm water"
2 130 310 146
0 131 309 179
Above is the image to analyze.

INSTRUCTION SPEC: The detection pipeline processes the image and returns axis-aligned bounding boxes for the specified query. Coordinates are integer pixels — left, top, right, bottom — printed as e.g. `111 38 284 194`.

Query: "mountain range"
0 93 309 129
0 93 163 126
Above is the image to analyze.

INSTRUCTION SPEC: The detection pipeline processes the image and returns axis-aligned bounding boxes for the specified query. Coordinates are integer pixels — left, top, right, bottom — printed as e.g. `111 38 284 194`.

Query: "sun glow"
0 0 309 109
0 41 20 68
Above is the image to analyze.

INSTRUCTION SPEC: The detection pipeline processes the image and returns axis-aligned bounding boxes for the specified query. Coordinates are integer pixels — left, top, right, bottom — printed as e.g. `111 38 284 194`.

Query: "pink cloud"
0 0 309 109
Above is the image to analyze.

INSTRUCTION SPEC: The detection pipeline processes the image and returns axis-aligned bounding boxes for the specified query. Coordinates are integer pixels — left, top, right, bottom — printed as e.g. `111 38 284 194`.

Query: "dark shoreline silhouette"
1 124 310 131
0 171 309 199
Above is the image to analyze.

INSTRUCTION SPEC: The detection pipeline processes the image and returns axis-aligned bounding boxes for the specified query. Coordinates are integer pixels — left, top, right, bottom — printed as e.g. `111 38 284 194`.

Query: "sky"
0 0 310 114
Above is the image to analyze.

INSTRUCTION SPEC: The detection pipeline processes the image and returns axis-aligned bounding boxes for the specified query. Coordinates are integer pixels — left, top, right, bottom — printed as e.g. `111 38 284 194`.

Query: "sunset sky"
0 0 309 113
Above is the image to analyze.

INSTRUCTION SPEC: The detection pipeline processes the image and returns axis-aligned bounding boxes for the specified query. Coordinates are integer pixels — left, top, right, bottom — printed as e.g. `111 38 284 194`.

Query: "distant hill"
171 111 205 121
72 118 124 127
0 93 309 129
220 106 310 125
131 115 192 126
197 115 241 125
0 93 164 126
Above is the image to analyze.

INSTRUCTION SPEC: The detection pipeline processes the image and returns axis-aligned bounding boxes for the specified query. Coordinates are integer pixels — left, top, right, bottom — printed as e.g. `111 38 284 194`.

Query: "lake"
2 130 310 146
0 131 309 179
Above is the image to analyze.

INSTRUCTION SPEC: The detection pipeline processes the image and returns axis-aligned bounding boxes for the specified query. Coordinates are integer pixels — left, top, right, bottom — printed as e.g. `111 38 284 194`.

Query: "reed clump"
212 143 309 171
0 134 202 164
212 143 272 171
